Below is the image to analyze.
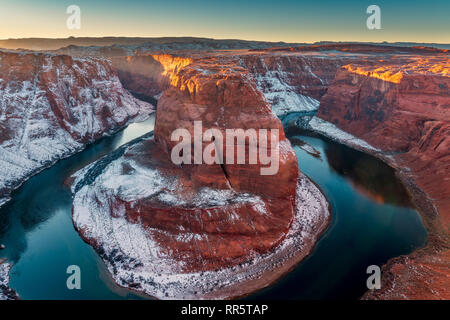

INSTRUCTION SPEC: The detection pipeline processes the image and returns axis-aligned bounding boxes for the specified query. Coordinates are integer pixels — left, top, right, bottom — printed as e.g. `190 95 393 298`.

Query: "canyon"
0 39 448 300
71 43 448 299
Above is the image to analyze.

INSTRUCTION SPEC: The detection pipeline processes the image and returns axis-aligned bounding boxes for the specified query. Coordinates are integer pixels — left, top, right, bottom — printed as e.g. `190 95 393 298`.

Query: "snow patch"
0 51 154 209
307 117 380 152
253 71 320 117
0 262 18 300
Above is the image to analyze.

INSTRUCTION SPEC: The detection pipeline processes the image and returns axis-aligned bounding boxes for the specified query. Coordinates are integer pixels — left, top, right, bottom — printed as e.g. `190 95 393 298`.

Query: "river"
0 114 427 299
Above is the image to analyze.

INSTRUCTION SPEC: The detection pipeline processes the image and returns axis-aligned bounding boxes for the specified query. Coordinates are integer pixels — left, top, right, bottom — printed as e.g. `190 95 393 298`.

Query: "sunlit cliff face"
343 65 405 83
151 54 194 87
115 53 249 99
342 56 449 83
407 57 450 76
153 54 252 99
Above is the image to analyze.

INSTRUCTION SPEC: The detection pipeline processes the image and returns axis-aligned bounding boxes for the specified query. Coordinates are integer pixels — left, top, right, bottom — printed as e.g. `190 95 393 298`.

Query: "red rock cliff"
72 54 301 273
317 57 450 299
318 58 450 221
110 54 193 97
142 56 299 271
0 50 153 207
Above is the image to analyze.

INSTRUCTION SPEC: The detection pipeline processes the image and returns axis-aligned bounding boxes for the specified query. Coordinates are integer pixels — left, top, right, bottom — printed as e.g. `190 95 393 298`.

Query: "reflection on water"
324 140 413 207
0 115 154 300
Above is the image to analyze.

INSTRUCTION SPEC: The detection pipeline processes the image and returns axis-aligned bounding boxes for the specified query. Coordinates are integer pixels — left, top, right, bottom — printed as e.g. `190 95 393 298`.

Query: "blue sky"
1 0 449 42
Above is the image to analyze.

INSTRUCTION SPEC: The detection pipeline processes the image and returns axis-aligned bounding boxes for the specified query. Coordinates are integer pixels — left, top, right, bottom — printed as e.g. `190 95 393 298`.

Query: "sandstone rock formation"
316 56 450 300
68 44 448 299
0 50 154 207
111 54 193 98
238 53 346 116
71 54 330 299
102 50 356 118
317 57 449 225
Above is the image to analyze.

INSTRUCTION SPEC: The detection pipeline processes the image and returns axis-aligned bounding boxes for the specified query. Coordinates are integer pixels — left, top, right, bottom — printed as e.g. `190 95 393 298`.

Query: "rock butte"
70 51 330 299
88 56 301 272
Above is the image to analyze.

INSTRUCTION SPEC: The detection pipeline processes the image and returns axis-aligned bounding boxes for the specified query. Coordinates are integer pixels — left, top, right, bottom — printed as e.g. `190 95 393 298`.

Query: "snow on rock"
0 262 19 300
70 50 331 299
252 70 320 117
237 54 348 118
303 116 380 152
72 147 330 299
0 50 154 208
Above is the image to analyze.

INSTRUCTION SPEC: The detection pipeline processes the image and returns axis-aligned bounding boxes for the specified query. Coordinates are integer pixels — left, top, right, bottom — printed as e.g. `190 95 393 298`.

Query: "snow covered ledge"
71 154 330 299
0 261 19 300
299 116 381 153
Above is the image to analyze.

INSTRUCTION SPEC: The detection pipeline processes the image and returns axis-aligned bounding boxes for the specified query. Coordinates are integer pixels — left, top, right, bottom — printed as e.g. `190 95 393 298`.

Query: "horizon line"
0 36 449 45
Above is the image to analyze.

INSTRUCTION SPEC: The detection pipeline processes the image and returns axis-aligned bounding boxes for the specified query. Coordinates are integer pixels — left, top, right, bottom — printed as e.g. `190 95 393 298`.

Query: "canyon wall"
318 58 450 226
111 51 354 117
317 57 450 299
110 54 193 98
52 44 361 117
81 47 449 299
238 53 346 115
0 50 153 207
